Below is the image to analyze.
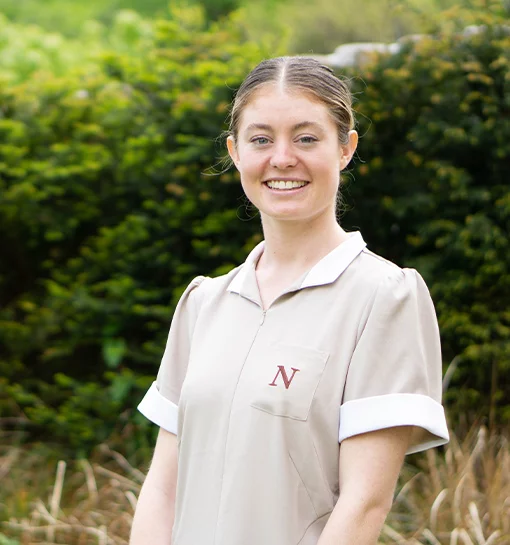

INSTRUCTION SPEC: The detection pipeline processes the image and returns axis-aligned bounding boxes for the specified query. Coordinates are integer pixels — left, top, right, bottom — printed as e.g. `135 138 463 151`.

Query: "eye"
251 136 270 145
298 135 318 144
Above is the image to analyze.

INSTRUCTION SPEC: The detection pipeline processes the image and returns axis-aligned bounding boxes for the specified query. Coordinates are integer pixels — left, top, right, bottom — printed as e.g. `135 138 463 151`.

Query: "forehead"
239 84 335 132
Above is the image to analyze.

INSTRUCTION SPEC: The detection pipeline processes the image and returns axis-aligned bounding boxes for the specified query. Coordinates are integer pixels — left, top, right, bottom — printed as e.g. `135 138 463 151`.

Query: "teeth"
266 180 307 190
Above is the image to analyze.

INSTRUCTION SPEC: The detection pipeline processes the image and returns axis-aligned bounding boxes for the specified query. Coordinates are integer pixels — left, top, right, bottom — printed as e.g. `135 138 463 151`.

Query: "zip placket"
212 301 267 545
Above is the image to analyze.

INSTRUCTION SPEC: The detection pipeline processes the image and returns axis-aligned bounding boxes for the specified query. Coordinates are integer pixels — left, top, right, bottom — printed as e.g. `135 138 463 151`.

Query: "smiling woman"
130 56 449 545
226 86 357 226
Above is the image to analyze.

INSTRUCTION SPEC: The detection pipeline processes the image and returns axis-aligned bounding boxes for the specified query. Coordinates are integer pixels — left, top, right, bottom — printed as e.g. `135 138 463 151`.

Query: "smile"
265 180 309 190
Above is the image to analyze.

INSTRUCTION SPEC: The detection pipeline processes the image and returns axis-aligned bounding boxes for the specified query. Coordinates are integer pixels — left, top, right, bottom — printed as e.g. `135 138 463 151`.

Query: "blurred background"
0 0 509 543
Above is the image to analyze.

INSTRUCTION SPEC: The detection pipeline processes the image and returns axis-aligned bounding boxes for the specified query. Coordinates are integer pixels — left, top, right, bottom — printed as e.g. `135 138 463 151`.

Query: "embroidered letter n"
269 366 300 389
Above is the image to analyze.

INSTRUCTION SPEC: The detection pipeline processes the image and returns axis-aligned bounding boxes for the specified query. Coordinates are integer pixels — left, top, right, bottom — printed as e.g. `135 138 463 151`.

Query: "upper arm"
145 428 179 494
338 426 413 511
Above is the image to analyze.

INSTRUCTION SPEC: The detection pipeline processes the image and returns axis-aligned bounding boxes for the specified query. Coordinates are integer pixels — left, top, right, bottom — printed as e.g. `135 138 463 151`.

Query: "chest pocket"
250 343 329 421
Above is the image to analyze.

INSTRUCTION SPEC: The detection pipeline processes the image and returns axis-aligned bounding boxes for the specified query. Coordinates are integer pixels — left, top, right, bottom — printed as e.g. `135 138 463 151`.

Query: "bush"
0 5 282 452
342 1 510 427
0 1 508 452
238 0 477 55
0 11 154 85
0 0 171 38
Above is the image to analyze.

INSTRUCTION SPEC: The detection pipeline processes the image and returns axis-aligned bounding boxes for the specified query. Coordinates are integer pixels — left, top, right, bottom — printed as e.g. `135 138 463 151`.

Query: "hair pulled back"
228 56 355 146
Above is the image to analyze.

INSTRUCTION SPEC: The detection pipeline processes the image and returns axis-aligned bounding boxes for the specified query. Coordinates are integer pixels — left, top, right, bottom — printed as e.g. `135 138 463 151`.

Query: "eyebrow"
244 121 325 134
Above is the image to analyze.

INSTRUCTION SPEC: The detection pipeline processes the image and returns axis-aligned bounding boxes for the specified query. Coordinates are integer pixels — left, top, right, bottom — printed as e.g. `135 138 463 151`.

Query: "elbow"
337 491 394 527
365 500 393 527
369 490 394 518
365 490 395 520
349 500 393 534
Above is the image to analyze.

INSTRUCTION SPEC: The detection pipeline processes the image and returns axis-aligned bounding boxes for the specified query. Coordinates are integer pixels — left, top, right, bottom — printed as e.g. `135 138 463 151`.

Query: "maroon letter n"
269 366 300 390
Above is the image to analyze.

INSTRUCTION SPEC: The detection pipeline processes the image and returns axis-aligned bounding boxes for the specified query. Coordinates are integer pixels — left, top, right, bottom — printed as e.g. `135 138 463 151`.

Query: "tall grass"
1 427 509 544
0 433 143 545
385 426 510 544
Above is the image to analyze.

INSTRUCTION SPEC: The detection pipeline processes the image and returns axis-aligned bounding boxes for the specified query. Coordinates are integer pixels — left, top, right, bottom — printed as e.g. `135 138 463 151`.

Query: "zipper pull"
260 310 266 325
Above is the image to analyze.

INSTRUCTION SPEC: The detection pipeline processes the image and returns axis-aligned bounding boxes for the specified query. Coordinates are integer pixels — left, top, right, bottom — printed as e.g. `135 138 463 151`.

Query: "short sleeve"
338 268 449 454
137 276 207 434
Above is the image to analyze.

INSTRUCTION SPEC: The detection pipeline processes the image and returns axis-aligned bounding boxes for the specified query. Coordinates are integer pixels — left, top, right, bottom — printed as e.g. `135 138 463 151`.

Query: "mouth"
263 180 310 191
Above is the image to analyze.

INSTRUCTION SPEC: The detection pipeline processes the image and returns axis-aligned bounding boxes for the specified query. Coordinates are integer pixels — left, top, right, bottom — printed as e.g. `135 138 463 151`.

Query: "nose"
269 141 298 169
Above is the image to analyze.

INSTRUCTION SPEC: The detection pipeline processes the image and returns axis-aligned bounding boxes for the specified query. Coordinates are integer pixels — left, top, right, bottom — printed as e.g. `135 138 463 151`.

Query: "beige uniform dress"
138 231 449 545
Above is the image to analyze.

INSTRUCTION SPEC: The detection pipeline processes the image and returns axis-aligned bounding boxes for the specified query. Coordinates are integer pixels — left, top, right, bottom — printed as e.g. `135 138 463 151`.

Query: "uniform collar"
227 231 367 297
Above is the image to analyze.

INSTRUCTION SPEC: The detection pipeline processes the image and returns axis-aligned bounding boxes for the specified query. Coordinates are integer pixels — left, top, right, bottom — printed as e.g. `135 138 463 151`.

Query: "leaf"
102 338 127 369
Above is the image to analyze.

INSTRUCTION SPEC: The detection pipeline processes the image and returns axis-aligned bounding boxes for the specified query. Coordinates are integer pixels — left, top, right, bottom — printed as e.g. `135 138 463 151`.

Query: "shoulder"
347 247 431 307
190 264 244 306
349 247 405 287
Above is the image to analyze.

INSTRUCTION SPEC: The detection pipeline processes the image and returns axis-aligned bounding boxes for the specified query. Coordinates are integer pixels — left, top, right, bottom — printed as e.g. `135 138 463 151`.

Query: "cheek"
237 159 259 196
312 156 340 182
237 152 264 179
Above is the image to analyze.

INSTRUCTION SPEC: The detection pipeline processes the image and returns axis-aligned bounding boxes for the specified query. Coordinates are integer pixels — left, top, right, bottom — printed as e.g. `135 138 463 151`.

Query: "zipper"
260 310 267 325
213 302 266 544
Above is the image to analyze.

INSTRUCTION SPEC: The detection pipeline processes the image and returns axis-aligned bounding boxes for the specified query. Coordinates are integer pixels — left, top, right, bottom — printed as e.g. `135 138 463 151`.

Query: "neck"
257 211 349 273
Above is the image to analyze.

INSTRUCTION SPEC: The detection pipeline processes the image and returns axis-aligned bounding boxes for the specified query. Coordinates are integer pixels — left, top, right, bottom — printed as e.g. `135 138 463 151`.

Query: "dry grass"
1 427 509 544
385 426 510 544
0 436 143 545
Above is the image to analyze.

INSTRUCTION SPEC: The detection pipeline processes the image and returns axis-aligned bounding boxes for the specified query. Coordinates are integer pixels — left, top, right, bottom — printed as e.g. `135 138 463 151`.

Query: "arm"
130 428 179 545
317 426 413 545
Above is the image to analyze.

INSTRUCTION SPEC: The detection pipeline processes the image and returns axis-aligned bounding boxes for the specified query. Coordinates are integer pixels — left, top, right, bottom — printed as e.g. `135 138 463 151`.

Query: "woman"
130 56 449 545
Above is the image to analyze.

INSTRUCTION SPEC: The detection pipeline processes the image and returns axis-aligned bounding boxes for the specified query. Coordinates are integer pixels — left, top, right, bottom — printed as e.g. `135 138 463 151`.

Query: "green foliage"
15 370 153 454
0 0 241 38
0 5 280 452
0 10 154 84
237 0 477 54
0 0 169 37
0 534 19 545
199 0 242 21
342 1 510 427
0 0 508 452
2 0 497 61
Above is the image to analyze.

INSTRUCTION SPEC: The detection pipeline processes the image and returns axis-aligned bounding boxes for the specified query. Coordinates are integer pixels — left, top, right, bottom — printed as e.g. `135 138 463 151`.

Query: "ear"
227 135 240 170
339 130 358 171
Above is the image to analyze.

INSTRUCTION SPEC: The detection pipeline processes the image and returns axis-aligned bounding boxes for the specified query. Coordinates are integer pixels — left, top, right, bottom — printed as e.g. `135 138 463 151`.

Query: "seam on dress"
296 511 332 545
288 451 318 518
309 427 336 508
360 248 404 271
353 277 380 343
306 354 337 506
190 276 206 325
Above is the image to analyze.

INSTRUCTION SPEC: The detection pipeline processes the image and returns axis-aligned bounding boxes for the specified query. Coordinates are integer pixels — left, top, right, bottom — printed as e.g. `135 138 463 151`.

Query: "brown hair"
228 56 355 145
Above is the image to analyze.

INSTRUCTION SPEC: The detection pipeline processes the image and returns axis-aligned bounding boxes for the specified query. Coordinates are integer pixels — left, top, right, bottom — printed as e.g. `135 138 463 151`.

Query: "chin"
261 209 311 222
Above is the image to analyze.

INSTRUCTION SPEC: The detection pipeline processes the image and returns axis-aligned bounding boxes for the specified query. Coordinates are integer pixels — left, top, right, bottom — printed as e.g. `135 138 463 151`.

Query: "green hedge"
343 3 510 427
0 3 508 454
0 6 281 455
0 10 155 85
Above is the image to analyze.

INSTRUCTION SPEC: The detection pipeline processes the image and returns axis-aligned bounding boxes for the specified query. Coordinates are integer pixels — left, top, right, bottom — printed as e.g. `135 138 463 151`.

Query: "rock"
311 42 401 68
309 24 509 69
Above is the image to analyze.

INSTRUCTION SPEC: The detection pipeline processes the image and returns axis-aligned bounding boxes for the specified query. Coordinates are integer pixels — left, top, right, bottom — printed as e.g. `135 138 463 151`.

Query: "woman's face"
227 84 358 225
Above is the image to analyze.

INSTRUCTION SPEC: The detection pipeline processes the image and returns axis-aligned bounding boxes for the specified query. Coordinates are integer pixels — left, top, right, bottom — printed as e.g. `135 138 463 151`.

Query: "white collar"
227 231 366 295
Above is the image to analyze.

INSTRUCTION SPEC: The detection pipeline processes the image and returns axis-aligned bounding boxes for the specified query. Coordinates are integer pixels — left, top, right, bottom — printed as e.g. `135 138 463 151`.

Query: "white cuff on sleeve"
339 393 449 454
137 381 178 435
